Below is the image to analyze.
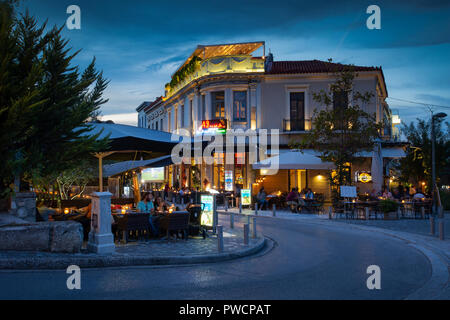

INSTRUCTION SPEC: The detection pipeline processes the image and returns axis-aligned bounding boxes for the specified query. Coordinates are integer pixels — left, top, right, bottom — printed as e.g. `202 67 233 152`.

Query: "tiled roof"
267 60 381 75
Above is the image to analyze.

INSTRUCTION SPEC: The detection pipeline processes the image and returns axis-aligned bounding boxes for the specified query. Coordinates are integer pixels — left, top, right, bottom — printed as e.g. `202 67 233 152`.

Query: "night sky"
19 0 450 126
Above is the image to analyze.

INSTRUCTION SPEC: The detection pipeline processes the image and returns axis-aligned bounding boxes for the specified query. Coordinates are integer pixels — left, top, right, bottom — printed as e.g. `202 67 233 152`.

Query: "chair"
166 212 190 242
116 213 151 243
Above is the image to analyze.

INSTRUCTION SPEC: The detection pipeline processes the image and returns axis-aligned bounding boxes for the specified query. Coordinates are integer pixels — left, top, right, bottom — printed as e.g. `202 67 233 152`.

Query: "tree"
397 117 449 191
0 1 109 199
292 64 382 199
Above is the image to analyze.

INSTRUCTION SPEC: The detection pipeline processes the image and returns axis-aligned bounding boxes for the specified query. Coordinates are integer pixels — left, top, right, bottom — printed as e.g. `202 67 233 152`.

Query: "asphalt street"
0 215 433 299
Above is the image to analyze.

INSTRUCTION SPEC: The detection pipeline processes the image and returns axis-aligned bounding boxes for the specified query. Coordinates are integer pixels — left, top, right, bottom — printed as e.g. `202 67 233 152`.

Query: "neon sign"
202 119 227 133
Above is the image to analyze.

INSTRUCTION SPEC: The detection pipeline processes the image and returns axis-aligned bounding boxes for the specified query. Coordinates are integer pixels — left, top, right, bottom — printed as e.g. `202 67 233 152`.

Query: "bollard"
239 202 242 214
272 204 276 217
230 213 234 229
365 207 369 220
217 225 224 252
397 207 401 220
255 203 258 215
421 207 425 219
247 215 251 225
251 217 257 238
243 223 249 245
225 200 228 212
430 216 435 236
439 220 444 240
328 206 333 220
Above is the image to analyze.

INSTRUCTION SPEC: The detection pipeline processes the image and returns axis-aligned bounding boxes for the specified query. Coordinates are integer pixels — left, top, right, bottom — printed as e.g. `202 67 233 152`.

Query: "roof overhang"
174 41 265 75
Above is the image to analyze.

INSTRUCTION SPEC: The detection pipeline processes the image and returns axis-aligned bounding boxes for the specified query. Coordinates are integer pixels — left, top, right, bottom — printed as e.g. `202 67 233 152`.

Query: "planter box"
383 211 398 220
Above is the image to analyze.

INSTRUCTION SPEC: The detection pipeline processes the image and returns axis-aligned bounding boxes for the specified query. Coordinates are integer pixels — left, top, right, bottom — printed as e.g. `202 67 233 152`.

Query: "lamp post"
431 111 447 217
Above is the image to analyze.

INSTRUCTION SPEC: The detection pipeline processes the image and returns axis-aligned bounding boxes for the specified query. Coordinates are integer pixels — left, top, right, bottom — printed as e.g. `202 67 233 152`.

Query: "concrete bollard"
421 207 425 219
365 207 369 220
239 202 242 214
439 220 444 240
251 217 257 238
230 213 234 229
272 204 276 217
430 216 435 236
243 223 249 245
217 225 224 252
225 200 228 212
255 203 258 215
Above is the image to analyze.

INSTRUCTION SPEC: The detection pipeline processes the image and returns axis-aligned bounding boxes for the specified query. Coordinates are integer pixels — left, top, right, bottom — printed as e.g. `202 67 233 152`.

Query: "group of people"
135 192 175 237
369 185 428 201
285 187 315 213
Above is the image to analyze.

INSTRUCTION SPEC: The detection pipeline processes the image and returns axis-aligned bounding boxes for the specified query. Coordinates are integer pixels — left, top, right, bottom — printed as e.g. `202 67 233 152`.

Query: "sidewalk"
0 226 265 270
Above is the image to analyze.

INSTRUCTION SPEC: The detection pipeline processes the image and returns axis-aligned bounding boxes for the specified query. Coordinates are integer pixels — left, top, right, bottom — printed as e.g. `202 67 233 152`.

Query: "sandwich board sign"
340 186 357 198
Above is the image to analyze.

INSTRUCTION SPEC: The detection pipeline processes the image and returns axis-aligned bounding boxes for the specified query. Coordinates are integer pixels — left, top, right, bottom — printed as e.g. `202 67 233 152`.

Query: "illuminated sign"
356 171 372 183
200 195 214 227
201 119 227 133
225 170 233 191
241 189 251 206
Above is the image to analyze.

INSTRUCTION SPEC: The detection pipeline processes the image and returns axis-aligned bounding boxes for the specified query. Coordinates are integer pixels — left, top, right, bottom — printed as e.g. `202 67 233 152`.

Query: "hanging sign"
225 170 233 191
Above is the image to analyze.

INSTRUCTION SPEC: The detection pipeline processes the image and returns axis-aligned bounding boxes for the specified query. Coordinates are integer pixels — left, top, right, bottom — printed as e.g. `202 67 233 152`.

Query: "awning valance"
253 150 335 170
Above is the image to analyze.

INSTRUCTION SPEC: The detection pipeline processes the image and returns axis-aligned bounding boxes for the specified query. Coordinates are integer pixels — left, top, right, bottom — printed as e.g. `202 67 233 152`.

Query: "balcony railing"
166 55 265 98
283 119 311 132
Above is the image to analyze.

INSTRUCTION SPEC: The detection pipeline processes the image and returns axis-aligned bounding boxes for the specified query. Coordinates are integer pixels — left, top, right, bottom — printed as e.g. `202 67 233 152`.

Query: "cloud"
99 113 137 126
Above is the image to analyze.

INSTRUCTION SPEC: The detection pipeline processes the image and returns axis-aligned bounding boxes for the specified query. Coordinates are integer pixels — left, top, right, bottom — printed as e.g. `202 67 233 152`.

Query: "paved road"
0 215 433 299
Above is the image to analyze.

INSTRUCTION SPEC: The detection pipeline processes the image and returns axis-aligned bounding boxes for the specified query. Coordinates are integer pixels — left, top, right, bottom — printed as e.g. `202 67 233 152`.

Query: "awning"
252 150 335 170
382 148 406 158
103 155 173 177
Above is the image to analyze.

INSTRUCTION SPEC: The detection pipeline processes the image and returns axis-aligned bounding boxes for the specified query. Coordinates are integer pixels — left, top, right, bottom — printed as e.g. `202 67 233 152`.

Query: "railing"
282 119 312 132
166 55 265 98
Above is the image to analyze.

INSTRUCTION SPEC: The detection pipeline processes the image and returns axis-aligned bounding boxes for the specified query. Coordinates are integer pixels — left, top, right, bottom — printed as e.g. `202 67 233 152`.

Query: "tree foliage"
0 1 109 198
292 64 382 194
397 117 449 190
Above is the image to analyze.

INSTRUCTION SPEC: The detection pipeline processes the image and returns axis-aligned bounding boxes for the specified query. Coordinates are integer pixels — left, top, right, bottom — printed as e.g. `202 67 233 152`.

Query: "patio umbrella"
80 122 181 191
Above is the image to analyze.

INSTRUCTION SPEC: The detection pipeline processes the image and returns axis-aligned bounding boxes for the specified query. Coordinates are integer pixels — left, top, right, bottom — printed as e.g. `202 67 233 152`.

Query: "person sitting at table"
155 197 168 213
305 188 314 200
137 192 155 213
382 187 393 199
369 189 379 201
256 187 268 210
286 188 300 213
137 193 159 236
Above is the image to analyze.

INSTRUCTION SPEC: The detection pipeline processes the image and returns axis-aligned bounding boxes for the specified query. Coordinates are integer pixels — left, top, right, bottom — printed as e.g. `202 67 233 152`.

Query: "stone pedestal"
87 192 115 254
11 192 36 222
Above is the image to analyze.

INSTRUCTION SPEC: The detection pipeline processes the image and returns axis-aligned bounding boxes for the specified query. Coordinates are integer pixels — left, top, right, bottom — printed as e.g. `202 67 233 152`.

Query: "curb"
0 236 266 270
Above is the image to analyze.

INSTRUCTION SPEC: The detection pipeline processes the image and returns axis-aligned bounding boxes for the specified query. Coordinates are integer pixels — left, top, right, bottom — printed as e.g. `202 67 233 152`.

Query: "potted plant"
379 199 399 220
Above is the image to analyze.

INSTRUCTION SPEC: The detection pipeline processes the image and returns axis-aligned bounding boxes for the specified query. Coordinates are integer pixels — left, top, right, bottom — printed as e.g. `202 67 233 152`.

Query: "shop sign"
201 119 227 134
241 189 251 206
200 195 214 227
225 170 233 191
357 171 372 183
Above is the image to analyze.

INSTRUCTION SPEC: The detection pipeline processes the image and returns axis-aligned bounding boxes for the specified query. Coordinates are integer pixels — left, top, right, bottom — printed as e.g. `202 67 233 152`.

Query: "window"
333 91 349 110
212 91 225 118
290 92 305 131
180 105 184 128
174 107 178 130
202 95 206 120
160 119 163 131
233 91 247 121
333 91 349 130
155 121 158 131
190 99 194 128
168 111 171 132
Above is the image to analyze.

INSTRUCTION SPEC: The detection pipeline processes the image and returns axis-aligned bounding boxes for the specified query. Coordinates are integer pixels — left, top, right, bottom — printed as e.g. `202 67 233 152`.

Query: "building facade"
137 42 405 199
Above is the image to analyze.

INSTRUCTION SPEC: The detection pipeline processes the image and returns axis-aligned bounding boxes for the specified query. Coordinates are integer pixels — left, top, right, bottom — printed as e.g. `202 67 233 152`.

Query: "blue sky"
19 0 450 126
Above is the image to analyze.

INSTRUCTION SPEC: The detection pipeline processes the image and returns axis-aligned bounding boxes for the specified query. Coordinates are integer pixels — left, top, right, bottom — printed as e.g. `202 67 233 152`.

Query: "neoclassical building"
137 41 405 199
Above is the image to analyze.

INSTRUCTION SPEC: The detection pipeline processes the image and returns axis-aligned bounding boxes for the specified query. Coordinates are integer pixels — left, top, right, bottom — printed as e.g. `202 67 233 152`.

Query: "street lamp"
431 111 447 217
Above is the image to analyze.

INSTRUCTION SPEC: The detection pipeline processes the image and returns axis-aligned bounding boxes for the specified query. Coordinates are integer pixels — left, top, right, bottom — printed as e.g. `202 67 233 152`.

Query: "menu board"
241 189 251 206
225 170 233 191
200 195 214 227
340 186 357 198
